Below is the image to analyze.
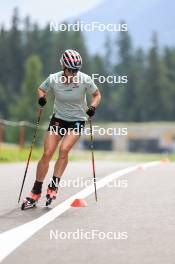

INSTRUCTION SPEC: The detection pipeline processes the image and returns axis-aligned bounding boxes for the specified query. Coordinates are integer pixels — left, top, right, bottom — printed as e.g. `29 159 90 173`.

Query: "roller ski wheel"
46 187 58 206
21 192 41 210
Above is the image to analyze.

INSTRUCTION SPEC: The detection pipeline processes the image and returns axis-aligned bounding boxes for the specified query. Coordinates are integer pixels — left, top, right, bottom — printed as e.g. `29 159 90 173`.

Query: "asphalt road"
0 160 175 264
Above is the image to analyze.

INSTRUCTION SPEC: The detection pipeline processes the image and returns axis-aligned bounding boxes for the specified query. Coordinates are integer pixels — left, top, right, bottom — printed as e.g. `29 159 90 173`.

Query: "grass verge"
0 147 174 163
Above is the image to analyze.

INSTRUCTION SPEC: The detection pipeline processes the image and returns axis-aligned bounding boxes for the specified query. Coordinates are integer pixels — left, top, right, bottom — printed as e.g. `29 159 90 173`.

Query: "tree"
23 18 41 59
132 48 146 121
163 47 175 116
104 33 113 72
11 55 43 122
90 54 112 121
0 83 7 118
8 8 23 96
143 33 174 120
115 26 138 121
39 24 55 75
0 27 11 118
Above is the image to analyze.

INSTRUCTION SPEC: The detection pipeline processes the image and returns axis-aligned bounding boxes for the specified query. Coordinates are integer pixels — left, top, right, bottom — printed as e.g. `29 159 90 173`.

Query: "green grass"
0 147 174 163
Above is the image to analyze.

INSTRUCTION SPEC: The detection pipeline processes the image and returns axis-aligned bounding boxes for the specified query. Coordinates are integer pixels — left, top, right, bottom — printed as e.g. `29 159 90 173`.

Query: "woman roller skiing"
21 49 101 210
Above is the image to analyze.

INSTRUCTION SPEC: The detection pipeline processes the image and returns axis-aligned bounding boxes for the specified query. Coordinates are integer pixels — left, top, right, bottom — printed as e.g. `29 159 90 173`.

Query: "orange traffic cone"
161 157 170 163
137 164 145 170
71 199 88 207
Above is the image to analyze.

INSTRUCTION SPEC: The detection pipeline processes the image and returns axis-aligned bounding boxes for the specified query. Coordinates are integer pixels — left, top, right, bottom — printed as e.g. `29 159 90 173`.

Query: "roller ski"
21 192 41 210
46 187 58 206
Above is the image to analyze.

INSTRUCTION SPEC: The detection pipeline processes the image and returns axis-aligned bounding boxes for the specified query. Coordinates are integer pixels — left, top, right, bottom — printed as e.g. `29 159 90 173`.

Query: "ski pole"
89 117 98 202
18 107 43 203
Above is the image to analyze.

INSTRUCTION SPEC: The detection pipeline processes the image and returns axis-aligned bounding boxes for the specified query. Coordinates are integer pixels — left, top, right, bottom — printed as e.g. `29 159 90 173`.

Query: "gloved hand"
38 97 47 107
86 106 96 117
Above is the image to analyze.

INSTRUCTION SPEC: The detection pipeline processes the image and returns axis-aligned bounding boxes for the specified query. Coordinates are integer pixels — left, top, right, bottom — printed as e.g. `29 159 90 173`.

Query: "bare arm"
37 88 47 107
91 88 101 108
38 87 46 99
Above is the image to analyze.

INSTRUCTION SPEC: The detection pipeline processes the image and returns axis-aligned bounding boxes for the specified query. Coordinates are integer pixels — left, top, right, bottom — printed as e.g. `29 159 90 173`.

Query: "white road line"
0 161 161 262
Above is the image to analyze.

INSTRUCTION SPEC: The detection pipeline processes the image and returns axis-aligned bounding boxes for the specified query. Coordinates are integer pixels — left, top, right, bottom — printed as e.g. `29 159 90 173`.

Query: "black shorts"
47 114 86 137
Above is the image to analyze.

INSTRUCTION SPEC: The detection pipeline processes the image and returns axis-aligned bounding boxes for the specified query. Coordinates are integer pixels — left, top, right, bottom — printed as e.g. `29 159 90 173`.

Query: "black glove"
38 97 47 107
86 106 96 117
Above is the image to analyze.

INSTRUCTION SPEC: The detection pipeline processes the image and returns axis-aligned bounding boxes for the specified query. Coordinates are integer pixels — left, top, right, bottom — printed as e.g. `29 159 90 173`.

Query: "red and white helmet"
60 49 82 70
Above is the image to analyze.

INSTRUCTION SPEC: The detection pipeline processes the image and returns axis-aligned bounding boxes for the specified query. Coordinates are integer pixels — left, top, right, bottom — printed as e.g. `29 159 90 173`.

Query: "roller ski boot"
46 187 58 206
21 192 41 210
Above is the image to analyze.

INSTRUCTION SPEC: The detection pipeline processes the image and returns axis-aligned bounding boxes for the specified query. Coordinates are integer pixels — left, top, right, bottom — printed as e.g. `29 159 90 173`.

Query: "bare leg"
53 132 80 177
36 132 62 182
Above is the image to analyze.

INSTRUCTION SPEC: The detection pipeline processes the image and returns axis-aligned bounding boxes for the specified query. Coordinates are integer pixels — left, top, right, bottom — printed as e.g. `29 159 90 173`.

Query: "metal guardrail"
0 119 46 149
0 119 46 130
